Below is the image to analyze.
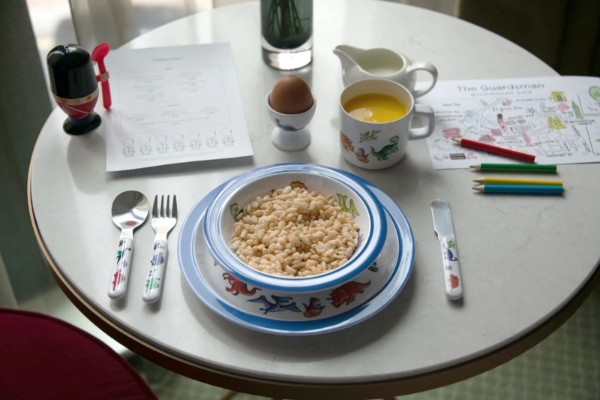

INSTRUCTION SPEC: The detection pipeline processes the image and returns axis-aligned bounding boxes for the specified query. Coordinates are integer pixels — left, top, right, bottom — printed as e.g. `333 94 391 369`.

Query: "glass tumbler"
261 0 313 70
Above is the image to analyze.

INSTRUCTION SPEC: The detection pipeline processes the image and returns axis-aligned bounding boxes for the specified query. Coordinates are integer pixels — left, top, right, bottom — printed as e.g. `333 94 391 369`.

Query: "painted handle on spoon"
142 240 168 303
97 60 112 109
108 238 133 299
438 235 463 300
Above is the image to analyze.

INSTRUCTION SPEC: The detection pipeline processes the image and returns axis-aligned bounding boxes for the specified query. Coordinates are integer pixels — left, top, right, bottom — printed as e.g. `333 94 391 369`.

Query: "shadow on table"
66 130 256 192
66 127 319 195
180 265 419 362
66 131 107 195
335 152 438 197
109 156 257 179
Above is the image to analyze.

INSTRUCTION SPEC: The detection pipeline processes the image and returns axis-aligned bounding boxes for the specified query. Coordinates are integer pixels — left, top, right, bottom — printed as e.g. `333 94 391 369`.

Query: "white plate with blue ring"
177 171 415 335
202 163 388 293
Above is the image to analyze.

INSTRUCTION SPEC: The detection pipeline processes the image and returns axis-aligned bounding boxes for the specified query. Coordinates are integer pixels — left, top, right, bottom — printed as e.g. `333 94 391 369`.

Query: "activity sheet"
104 43 252 171
417 76 600 169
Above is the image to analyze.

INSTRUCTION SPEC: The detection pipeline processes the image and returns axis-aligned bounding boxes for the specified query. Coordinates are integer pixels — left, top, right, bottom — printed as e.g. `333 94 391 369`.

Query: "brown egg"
269 75 314 114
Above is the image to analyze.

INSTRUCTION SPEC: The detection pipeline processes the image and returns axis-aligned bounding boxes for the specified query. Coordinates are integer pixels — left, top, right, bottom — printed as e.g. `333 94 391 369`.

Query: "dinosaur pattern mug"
339 79 435 169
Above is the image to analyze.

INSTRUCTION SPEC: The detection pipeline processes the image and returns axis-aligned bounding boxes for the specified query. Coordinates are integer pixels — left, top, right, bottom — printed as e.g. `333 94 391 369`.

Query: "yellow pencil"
472 177 563 186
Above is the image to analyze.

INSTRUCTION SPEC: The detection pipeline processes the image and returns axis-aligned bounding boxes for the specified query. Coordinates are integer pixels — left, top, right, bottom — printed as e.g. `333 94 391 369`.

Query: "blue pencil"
473 184 564 195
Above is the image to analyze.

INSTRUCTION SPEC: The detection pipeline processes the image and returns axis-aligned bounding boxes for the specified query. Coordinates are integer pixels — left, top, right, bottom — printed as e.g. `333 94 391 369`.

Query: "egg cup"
265 91 317 151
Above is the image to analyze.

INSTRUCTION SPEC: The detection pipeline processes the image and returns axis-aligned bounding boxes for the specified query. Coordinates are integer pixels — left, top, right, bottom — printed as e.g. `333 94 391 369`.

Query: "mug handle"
406 62 438 97
409 104 435 140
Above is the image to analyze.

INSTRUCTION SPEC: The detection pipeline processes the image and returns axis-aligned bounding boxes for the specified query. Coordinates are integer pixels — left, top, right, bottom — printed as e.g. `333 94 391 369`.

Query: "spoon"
91 42 112 110
109 191 149 299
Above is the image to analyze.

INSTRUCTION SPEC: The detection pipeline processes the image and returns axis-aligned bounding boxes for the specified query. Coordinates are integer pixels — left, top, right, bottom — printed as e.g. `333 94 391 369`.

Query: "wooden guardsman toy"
47 44 102 135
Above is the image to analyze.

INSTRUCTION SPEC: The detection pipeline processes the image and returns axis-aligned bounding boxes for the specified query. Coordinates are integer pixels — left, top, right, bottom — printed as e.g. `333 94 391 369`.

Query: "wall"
0 0 54 302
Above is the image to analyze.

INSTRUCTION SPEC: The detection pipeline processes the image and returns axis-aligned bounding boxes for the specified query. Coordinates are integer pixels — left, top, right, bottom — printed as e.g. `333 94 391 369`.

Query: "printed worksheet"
104 43 252 171
417 76 600 169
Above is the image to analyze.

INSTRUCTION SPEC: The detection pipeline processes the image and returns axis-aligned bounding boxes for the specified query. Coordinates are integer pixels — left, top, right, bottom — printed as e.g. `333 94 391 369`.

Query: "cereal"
231 185 360 277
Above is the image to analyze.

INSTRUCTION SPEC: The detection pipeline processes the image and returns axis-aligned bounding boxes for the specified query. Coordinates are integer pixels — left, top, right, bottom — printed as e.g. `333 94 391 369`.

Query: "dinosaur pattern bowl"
203 164 388 294
195 208 400 321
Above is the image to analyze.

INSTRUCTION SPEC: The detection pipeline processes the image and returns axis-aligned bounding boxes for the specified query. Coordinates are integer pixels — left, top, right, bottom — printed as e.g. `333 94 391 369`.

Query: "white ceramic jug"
333 45 438 97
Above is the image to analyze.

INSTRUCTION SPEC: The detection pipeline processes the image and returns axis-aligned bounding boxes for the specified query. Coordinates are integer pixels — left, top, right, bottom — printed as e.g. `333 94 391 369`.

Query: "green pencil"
470 163 557 173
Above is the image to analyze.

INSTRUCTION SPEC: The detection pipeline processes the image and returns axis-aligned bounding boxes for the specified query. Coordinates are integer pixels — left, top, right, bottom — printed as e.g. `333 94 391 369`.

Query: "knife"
431 199 463 300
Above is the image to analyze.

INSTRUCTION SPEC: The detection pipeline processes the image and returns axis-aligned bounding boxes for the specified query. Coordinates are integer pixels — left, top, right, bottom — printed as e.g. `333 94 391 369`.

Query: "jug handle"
406 62 438 98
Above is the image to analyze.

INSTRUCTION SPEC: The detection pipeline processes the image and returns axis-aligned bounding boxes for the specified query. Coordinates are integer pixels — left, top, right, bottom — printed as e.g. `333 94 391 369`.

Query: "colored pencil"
470 163 557 173
473 178 563 186
473 185 564 195
453 137 536 162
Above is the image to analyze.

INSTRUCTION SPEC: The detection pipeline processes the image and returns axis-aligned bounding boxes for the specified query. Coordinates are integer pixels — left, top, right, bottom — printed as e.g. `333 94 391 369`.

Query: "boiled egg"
269 75 313 114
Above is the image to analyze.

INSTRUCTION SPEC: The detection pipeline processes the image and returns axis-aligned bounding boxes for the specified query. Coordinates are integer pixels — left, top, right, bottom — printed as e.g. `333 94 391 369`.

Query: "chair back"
0 308 158 400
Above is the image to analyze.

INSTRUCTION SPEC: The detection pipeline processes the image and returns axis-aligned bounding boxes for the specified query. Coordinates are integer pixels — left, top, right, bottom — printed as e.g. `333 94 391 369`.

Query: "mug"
339 79 435 169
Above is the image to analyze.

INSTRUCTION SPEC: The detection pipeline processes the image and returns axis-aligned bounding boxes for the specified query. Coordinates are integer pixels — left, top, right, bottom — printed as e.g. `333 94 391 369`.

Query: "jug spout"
333 45 368 87
333 45 364 70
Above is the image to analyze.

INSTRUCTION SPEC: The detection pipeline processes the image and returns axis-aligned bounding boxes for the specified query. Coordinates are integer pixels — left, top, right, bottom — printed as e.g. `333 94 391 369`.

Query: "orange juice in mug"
343 93 409 123
339 79 435 169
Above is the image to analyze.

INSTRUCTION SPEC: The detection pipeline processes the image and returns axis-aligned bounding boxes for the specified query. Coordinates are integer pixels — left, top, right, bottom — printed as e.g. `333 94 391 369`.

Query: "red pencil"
452 137 536 163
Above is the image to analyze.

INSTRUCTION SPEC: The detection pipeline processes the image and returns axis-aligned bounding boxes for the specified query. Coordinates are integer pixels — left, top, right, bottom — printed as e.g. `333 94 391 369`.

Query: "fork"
143 195 177 303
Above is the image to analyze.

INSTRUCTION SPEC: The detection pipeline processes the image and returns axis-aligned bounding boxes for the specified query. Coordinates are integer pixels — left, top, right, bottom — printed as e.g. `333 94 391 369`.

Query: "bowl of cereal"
179 163 415 330
203 164 387 295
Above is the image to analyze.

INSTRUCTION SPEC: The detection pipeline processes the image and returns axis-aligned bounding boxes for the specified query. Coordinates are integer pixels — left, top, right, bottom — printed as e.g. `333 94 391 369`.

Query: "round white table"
29 1 600 398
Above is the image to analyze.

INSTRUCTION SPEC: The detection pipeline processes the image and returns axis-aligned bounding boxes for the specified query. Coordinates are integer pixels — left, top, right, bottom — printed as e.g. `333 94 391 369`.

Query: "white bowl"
198 209 398 322
203 163 387 295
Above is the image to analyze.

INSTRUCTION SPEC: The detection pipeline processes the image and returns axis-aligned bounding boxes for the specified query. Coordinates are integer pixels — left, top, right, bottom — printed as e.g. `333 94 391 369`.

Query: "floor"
19 286 131 356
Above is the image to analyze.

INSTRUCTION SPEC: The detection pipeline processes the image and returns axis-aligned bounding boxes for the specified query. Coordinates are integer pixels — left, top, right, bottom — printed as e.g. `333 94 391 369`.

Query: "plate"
178 170 415 335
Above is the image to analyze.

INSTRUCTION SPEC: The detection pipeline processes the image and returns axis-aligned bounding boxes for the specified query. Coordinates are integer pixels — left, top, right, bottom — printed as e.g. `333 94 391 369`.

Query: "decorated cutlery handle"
438 235 463 300
143 240 168 303
108 238 133 299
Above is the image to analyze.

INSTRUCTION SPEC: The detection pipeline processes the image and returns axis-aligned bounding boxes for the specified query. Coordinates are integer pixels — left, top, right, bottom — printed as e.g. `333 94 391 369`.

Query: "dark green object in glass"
261 0 313 49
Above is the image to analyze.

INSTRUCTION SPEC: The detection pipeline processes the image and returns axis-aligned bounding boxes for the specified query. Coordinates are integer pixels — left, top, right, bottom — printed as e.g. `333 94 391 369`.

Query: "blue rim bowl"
203 163 387 292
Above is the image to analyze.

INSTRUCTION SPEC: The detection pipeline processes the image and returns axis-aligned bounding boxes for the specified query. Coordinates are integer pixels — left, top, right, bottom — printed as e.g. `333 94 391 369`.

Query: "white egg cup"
265 91 317 151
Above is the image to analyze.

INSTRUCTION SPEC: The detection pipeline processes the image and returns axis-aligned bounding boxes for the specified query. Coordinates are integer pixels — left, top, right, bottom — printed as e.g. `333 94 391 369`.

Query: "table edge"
27 133 600 398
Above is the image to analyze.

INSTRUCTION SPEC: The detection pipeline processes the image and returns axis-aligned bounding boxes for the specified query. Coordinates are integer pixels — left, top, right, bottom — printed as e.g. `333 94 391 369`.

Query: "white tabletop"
30 0 600 395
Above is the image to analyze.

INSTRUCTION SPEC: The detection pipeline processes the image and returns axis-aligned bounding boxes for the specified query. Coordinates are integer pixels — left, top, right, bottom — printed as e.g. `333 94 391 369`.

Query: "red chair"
0 308 158 400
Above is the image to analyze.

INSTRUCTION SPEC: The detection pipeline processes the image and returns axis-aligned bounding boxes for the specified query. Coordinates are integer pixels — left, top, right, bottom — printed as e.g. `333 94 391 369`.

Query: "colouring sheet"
104 43 252 171
417 76 600 169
